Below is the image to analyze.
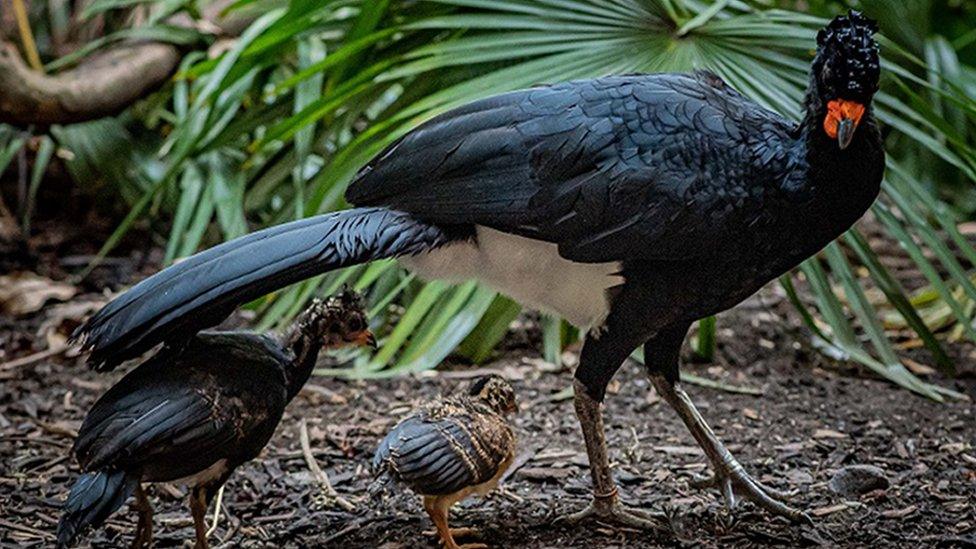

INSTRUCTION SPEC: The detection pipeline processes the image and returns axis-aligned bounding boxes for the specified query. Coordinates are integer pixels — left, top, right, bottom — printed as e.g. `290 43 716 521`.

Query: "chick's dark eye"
328 323 342 333
347 317 363 333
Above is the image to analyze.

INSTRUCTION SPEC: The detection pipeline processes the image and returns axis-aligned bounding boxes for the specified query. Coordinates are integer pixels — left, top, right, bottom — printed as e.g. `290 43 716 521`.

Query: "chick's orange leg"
189 486 210 549
423 496 487 549
130 484 153 549
424 496 460 549
423 526 481 540
446 526 480 539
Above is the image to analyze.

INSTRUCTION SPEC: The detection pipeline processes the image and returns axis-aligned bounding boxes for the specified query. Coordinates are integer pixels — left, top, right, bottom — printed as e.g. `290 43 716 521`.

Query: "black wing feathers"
347 73 796 264
373 416 479 496
73 333 289 474
77 72 797 370
74 386 220 472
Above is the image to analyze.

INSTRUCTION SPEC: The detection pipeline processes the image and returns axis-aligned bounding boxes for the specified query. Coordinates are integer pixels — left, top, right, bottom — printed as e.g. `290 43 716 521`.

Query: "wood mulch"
2 279 974 548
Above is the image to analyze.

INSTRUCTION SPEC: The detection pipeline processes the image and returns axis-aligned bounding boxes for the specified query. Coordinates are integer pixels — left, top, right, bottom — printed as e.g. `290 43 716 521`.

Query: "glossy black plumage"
58 470 138 548
58 294 372 548
349 72 801 264
58 333 288 548
74 332 288 475
76 67 881 372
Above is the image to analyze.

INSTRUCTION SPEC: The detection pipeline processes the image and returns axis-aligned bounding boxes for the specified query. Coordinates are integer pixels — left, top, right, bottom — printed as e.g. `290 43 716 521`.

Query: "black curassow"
57 291 373 549
73 12 884 527
372 375 517 549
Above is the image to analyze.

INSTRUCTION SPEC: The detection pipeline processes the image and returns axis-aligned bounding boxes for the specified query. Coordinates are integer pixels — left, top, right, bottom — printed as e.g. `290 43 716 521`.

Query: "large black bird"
73 12 883 527
58 291 373 548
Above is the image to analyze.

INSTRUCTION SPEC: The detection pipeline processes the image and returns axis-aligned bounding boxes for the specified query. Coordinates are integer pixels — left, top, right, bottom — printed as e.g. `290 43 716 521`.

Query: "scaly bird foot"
695 460 812 524
448 527 480 539
647 375 812 525
558 495 668 532
690 472 796 502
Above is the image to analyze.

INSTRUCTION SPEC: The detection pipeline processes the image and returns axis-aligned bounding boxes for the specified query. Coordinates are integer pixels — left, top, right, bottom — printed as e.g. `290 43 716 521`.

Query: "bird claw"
693 466 812 524
690 472 796 502
558 498 668 532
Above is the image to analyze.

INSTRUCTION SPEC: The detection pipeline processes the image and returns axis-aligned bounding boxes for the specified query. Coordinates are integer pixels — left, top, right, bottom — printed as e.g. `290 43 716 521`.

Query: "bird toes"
697 467 811 524
423 526 480 539
557 498 669 532
691 472 798 502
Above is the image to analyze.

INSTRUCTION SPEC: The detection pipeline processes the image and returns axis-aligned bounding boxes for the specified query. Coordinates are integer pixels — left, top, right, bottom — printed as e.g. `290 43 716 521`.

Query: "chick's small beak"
358 330 377 350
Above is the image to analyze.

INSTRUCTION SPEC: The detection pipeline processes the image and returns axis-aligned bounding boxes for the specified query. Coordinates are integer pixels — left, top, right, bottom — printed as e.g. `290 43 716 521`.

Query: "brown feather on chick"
372 375 517 549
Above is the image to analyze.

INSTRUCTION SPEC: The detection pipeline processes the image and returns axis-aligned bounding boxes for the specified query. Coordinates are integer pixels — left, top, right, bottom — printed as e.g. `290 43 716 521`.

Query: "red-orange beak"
824 99 866 150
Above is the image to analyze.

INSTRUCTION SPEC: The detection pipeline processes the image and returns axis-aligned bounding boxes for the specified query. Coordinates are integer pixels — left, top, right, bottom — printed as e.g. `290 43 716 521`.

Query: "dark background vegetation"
1 0 974 547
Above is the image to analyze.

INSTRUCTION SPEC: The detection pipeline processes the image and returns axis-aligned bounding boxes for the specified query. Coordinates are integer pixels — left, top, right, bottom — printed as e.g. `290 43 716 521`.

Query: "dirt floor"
2 268 975 548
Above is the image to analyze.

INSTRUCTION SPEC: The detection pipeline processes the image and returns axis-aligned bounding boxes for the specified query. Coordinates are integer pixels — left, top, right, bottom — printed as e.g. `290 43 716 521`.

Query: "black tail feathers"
74 207 460 371
56 470 138 548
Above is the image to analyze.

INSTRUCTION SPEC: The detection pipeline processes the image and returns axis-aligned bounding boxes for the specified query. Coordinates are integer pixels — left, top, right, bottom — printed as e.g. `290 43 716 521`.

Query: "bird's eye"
347 317 363 333
329 323 342 333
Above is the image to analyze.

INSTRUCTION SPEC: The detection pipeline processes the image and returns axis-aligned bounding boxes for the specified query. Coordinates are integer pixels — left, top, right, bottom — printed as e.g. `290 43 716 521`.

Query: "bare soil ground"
1 213 974 548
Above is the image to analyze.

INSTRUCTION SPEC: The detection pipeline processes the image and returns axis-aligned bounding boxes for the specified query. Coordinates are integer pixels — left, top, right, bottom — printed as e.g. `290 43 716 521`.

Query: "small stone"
785 468 814 485
829 464 890 496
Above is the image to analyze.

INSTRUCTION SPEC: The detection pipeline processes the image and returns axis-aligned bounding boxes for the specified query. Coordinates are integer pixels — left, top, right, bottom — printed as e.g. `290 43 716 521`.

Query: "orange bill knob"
823 99 866 150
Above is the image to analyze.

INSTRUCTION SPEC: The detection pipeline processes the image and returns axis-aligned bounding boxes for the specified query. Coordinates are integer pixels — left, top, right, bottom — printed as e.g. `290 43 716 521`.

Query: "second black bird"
57 291 373 548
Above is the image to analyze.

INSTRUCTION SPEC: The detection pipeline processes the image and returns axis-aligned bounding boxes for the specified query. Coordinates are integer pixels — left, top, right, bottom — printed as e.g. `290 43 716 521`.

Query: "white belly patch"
401 226 623 328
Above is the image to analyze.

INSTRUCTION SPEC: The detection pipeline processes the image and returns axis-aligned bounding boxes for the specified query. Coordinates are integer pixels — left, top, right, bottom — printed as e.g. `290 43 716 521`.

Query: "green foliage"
4 0 976 398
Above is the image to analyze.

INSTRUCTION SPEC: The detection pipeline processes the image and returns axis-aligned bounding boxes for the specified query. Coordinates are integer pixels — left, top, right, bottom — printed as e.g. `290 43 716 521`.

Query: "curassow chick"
372 375 517 549
57 290 373 549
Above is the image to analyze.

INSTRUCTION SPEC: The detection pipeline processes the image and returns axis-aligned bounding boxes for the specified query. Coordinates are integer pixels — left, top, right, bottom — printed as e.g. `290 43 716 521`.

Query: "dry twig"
298 418 355 512
0 344 68 371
